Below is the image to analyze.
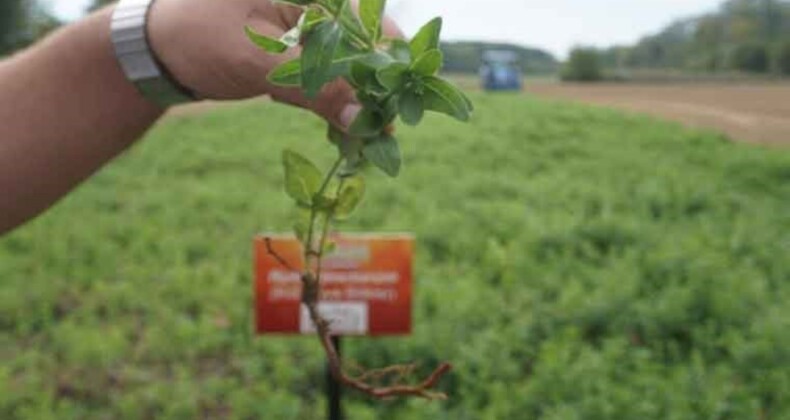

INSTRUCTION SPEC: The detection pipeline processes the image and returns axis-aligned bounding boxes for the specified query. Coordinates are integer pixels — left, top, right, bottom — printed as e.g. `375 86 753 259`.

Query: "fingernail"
339 104 361 129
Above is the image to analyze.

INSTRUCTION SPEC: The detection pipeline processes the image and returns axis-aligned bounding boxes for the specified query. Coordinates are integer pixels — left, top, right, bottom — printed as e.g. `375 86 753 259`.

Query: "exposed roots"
265 238 451 400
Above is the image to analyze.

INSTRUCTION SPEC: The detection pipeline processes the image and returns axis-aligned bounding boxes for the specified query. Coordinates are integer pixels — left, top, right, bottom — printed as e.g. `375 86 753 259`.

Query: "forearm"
0 8 163 234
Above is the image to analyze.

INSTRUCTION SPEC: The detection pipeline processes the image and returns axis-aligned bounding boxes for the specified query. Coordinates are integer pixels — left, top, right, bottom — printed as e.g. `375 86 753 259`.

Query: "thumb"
338 104 362 131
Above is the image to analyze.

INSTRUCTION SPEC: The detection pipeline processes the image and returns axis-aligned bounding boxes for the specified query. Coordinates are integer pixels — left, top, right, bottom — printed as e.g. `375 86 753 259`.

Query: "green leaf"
340 143 361 163
335 176 366 219
349 108 383 137
357 51 395 68
302 20 343 97
399 90 424 126
322 0 346 14
376 62 409 91
268 59 302 87
299 8 328 32
411 49 443 76
422 76 472 122
245 26 288 54
355 90 378 110
409 17 442 58
312 194 337 211
327 125 345 145
282 150 324 206
350 61 378 89
389 39 412 63
363 135 401 177
268 56 356 87
327 58 355 81
380 94 399 123
461 88 475 111
337 136 365 176
360 0 385 41
350 52 394 89
338 0 368 43
293 208 311 243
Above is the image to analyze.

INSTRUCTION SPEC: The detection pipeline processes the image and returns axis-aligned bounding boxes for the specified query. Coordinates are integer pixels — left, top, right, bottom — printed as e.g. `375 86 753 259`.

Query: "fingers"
381 14 405 39
268 78 360 130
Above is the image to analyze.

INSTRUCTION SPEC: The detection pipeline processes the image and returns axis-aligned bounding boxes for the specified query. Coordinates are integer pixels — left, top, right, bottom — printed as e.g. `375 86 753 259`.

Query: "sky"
49 0 724 58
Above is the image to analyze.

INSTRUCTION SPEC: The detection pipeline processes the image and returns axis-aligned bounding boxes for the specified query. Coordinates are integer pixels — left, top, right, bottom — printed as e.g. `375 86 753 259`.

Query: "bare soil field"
526 83 790 146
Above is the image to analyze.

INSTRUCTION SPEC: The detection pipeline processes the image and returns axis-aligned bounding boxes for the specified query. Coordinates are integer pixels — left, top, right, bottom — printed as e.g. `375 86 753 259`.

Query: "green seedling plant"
247 0 473 399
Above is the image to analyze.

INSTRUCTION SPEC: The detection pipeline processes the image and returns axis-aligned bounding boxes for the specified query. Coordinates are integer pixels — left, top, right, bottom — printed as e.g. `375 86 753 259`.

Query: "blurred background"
4 0 790 143
2 0 789 419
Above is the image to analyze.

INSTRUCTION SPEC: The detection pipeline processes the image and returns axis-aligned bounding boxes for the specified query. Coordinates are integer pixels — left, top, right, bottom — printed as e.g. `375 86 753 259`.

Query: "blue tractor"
480 50 523 91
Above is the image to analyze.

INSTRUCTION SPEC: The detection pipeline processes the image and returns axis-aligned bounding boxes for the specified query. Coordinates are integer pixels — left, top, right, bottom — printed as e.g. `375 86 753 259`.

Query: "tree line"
0 0 115 56
0 0 60 55
2 0 561 75
564 0 790 81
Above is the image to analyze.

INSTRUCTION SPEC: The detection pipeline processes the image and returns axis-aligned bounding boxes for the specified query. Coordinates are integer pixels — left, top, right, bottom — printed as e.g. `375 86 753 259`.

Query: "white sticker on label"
300 302 369 335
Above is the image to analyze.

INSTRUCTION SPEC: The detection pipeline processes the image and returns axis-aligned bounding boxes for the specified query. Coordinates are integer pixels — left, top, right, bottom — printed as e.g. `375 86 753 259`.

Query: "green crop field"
2 93 789 419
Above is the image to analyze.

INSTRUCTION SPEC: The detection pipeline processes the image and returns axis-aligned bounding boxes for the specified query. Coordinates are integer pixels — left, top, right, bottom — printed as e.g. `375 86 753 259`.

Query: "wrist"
111 0 197 108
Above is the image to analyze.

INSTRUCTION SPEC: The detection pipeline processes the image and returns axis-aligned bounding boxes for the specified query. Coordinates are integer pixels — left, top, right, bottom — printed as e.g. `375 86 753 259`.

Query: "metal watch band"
111 0 195 108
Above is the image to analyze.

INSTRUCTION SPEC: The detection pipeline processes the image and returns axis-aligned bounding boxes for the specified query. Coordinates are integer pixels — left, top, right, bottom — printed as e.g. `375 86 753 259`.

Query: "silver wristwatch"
111 0 196 108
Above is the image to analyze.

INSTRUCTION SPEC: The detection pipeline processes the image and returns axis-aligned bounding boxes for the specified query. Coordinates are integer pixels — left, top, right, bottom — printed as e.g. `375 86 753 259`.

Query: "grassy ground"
2 93 789 419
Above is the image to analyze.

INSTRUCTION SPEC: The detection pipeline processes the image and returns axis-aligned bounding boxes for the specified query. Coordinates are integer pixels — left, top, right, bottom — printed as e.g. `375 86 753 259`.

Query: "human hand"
147 0 402 129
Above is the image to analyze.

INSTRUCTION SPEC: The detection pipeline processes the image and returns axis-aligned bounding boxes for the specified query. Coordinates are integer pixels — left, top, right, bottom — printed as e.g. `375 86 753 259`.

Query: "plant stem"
318 156 345 197
306 156 345 257
319 1 373 53
316 178 346 281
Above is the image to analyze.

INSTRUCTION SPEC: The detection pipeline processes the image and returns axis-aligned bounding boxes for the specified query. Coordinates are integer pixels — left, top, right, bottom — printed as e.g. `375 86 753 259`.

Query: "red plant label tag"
254 234 413 336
